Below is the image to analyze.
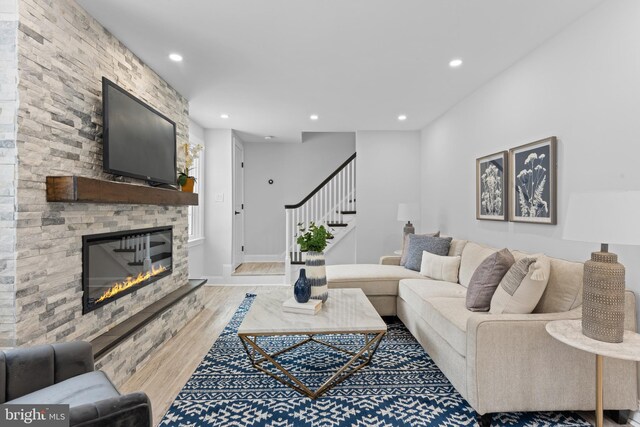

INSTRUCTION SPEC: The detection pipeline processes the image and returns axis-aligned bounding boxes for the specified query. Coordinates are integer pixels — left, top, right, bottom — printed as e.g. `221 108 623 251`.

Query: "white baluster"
332 177 336 224
350 162 354 209
353 160 356 210
314 194 317 226
338 170 342 221
285 209 291 282
348 165 351 210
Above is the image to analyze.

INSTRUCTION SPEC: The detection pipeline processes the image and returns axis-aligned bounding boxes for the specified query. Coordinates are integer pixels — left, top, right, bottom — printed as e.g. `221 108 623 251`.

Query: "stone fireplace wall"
0 0 18 347
0 0 194 349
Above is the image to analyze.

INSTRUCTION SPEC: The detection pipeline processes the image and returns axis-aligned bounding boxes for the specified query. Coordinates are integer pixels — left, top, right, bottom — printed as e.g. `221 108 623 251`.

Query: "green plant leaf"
296 222 334 252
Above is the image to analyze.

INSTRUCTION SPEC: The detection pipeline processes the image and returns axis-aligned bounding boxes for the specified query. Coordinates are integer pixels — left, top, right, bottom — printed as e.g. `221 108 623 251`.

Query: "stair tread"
327 223 348 227
341 210 356 214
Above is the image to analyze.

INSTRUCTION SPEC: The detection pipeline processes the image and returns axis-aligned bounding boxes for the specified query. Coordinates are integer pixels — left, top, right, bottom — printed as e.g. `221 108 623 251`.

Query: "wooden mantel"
46 176 198 206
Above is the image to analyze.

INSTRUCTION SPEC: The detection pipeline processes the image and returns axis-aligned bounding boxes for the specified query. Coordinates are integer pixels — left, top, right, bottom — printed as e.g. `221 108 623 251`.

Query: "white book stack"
282 297 322 315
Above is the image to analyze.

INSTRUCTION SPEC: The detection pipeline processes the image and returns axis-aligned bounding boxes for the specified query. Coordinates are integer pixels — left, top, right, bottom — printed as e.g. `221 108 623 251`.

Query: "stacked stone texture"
0 0 18 347
95 290 203 388
0 0 204 380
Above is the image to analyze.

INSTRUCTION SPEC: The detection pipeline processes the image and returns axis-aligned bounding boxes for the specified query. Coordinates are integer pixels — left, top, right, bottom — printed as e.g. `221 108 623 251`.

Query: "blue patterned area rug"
160 295 588 427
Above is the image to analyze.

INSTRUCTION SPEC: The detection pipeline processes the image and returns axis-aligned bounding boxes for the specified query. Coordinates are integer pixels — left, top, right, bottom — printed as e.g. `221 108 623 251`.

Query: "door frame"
232 137 245 270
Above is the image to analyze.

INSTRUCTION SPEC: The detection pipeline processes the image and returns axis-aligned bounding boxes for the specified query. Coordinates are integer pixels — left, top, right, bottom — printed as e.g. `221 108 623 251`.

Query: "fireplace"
82 226 173 314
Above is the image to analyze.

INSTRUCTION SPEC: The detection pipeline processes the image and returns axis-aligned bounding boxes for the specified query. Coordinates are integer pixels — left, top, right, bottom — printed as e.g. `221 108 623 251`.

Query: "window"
187 141 204 243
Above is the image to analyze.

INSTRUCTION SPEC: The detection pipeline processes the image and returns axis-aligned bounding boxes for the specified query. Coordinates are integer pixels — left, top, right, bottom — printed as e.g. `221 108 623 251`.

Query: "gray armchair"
0 341 151 427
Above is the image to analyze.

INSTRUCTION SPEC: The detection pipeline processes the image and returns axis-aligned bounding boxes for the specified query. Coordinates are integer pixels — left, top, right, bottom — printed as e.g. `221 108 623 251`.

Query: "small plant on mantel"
296 222 334 253
177 143 203 192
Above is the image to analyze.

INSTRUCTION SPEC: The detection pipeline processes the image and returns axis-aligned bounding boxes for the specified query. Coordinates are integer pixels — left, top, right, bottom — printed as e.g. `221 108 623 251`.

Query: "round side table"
546 319 640 427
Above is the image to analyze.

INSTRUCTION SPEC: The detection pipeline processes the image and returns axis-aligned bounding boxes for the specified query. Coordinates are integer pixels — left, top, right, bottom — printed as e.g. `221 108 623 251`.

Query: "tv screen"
102 77 177 185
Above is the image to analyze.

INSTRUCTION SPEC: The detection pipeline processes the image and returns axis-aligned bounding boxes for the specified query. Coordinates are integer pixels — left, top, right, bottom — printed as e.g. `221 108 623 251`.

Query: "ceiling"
78 0 603 143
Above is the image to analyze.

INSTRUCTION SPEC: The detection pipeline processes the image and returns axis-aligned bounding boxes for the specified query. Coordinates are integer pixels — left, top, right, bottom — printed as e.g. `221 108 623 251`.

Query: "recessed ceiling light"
398 114 407 121
264 136 274 140
220 113 230 119
449 58 463 68
309 114 319 121
169 53 183 62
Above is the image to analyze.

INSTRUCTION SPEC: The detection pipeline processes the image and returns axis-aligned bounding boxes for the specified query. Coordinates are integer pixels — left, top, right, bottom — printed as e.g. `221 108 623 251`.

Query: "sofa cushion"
424 297 474 356
491 255 551 314
8 371 120 407
459 242 498 288
536 257 584 313
420 252 461 283
397 280 468 346
4 344 55 401
327 264 423 296
400 231 439 266
511 250 584 312
466 248 515 312
404 235 453 271
398 279 467 303
448 239 468 257
398 282 472 356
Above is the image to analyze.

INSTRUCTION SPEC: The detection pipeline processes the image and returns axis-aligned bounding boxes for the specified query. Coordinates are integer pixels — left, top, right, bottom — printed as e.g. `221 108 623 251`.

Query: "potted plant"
177 143 203 192
296 222 334 303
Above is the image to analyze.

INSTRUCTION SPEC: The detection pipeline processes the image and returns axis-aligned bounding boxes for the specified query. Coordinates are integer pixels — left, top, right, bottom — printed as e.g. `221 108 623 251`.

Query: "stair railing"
285 153 356 269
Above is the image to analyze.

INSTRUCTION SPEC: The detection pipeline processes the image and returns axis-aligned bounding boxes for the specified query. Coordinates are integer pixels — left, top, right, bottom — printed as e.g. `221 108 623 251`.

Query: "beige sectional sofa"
326 239 638 416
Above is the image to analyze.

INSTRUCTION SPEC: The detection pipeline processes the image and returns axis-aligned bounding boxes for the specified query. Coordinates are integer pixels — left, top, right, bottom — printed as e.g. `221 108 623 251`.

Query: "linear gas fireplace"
82 226 173 314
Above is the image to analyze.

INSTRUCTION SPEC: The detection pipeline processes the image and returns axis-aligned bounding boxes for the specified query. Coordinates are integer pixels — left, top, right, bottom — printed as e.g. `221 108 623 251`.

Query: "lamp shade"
397 203 419 222
562 190 640 246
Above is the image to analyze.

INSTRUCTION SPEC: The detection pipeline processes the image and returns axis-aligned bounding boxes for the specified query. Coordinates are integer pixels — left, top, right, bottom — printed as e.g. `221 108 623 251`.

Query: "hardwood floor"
232 262 285 276
119 285 285 425
121 285 628 427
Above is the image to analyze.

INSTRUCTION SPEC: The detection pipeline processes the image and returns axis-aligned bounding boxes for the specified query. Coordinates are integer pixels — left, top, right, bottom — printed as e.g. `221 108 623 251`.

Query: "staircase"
285 153 356 276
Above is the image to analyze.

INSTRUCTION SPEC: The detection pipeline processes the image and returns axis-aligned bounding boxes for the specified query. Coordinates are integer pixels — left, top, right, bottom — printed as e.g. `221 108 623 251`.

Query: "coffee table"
237 288 387 399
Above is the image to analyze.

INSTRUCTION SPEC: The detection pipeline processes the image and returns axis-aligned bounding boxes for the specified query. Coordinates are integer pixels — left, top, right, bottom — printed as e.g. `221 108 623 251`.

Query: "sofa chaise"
0 341 151 427
326 239 638 420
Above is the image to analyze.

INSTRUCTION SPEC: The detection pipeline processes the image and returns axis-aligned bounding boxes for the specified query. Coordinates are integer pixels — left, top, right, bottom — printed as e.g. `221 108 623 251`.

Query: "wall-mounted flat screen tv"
102 77 177 185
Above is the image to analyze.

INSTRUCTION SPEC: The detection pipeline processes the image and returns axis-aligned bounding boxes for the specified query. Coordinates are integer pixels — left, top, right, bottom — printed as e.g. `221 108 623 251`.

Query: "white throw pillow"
419 251 461 283
490 254 551 314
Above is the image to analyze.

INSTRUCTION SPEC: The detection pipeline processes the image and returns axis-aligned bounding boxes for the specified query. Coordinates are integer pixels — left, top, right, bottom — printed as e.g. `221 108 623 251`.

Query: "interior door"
232 138 245 269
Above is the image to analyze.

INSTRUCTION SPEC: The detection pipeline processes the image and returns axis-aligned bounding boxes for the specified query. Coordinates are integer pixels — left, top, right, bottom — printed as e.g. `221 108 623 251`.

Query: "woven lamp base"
582 249 625 343
403 222 415 236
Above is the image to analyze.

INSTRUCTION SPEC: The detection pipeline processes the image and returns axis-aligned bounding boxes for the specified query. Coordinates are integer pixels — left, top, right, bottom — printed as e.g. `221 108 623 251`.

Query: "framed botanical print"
476 151 508 221
509 137 557 224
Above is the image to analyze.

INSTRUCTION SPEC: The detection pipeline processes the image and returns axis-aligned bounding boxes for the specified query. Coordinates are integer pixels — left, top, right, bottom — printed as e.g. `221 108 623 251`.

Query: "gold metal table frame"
238 331 386 399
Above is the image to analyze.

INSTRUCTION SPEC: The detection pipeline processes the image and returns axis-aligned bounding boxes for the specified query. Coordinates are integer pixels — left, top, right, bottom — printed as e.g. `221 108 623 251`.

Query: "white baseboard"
202 276 223 284
243 254 283 262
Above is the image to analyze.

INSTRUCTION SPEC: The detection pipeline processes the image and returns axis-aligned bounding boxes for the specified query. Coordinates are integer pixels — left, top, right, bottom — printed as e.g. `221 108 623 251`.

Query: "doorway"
232 138 245 270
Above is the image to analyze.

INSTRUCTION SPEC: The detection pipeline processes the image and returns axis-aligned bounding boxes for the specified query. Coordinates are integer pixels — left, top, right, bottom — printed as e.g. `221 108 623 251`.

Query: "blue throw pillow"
404 235 453 271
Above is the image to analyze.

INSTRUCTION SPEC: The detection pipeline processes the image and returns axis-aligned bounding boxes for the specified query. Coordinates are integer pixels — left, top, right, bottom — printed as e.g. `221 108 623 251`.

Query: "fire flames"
95 264 168 304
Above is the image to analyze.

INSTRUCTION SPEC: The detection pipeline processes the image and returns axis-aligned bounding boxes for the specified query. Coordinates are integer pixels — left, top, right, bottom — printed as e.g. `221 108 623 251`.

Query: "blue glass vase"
294 268 311 303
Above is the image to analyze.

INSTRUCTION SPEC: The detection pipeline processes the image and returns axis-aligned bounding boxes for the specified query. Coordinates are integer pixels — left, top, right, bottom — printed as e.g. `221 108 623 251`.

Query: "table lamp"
563 190 640 343
397 203 419 236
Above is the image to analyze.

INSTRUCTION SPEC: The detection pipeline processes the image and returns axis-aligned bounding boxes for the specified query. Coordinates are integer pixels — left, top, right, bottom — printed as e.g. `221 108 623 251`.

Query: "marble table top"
238 288 387 336
546 320 640 361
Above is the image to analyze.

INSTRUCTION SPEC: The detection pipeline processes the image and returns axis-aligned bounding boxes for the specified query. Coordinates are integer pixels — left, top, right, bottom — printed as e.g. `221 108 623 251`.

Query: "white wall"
202 129 234 277
243 132 355 257
420 0 640 323
188 119 205 278
356 131 421 263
